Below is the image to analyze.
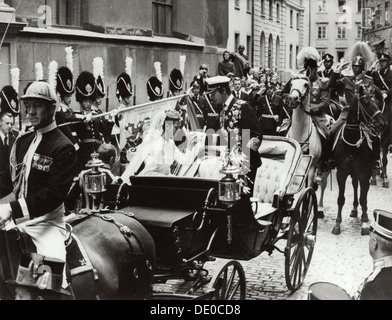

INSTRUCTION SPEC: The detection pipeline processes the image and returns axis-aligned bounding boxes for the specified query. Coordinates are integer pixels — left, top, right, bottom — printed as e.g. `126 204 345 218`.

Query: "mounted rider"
0 81 78 297
290 47 332 180
328 42 383 172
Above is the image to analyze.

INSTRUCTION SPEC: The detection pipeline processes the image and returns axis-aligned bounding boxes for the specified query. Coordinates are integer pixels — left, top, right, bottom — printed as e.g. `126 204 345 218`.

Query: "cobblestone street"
154 153 392 300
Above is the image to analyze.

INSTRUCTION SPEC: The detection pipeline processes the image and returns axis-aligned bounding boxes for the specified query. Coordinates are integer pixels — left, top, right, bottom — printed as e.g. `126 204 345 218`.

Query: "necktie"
4 135 8 147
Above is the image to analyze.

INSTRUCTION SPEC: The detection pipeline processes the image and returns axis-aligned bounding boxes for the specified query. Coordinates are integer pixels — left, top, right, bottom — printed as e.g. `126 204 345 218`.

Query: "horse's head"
355 84 386 133
287 73 310 111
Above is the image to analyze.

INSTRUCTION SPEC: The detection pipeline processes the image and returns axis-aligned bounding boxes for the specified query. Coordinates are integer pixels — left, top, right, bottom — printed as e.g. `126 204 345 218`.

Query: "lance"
89 94 190 120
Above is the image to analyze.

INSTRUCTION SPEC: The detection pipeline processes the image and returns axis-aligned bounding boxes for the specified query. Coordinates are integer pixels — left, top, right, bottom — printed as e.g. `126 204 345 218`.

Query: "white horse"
286 74 322 191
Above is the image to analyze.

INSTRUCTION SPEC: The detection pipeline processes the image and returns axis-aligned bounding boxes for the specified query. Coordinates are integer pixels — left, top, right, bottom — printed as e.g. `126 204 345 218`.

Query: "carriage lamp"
84 152 107 195
219 163 241 245
218 169 241 206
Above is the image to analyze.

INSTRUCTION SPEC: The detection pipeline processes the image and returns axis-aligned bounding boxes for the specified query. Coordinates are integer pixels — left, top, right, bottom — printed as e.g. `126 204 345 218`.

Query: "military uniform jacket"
9 123 78 220
220 96 263 145
359 256 392 300
190 94 209 127
367 68 392 104
329 72 382 106
309 78 330 116
0 130 17 199
256 93 285 132
55 103 84 150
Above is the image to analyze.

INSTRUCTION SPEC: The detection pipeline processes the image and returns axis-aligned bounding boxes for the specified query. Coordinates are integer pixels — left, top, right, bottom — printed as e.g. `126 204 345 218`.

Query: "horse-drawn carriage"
60 134 317 300
0 89 319 300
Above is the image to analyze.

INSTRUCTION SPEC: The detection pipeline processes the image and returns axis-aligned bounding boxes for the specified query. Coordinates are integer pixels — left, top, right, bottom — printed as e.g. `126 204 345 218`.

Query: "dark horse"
332 84 386 235
0 211 156 300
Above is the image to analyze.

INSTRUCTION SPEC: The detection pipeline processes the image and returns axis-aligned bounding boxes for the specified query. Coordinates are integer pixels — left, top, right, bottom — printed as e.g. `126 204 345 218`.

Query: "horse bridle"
342 93 383 147
289 78 311 114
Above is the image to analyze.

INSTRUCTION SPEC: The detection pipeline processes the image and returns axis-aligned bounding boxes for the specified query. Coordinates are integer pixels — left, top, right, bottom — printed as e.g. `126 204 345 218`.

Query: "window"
296 13 300 29
296 46 299 69
357 0 362 12
317 24 327 39
289 45 293 69
356 23 362 39
376 4 383 28
261 0 265 16
337 25 347 39
152 0 173 36
276 3 280 22
235 33 240 52
54 0 84 27
337 51 345 62
386 2 390 26
247 0 252 12
269 0 273 19
338 0 346 8
318 0 326 12
235 0 240 9
290 10 293 27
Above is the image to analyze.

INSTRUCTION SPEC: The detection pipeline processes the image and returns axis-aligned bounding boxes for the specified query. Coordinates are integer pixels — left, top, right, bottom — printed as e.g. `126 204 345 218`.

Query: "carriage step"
256 220 272 226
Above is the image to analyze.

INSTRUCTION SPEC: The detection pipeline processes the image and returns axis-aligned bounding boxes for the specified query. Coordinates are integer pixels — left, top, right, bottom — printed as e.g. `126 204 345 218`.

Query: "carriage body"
111 135 318 297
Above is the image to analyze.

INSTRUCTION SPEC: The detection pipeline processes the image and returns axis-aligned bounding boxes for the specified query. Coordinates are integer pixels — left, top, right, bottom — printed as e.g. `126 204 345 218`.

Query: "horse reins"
341 94 382 147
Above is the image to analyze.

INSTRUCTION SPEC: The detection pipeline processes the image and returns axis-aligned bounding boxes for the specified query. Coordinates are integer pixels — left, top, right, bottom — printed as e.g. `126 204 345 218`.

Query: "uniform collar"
374 255 392 270
35 121 57 135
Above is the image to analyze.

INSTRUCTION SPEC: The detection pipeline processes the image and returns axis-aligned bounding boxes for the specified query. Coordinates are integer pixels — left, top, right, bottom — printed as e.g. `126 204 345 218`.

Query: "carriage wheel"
210 260 246 300
285 187 318 292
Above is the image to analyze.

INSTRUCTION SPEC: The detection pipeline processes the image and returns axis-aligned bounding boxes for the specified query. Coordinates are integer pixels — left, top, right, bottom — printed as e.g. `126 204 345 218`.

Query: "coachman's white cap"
21 81 57 103
371 210 392 240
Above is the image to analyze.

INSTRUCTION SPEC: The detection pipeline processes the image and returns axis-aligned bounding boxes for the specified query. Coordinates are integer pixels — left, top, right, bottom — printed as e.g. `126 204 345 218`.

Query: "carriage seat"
252 158 285 220
252 141 295 221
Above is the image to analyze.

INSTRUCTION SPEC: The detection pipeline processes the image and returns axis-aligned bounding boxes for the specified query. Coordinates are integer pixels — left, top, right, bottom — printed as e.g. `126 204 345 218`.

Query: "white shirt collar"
0 131 6 142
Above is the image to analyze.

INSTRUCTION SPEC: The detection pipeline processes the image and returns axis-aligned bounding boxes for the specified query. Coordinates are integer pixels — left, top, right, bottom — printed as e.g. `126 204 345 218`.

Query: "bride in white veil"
138 109 205 176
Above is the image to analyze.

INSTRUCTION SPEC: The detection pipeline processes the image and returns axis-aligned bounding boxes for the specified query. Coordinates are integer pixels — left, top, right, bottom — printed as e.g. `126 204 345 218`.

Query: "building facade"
0 0 228 115
227 0 253 64
362 0 392 57
309 0 363 63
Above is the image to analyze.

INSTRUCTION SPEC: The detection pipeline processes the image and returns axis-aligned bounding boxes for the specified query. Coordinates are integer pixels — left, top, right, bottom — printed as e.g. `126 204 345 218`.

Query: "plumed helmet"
21 81 57 104
147 76 164 101
352 56 365 66
116 72 132 101
0 85 19 116
75 71 96 103
56 66 74 97
346 42 375 69
95 75 106 98
169 68 184 92
297 47 320 70
93 57 106 98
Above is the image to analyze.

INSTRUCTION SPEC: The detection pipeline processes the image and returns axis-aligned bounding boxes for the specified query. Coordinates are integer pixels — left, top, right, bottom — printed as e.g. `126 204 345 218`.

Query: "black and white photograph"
0 0 391 305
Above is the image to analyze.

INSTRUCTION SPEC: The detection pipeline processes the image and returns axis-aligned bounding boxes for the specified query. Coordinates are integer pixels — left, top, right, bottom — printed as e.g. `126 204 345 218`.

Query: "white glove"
83 113 92 123
335 61 350 73
110 108 119 119
0 203 12 229
274 115 279 122
383 92 388 100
